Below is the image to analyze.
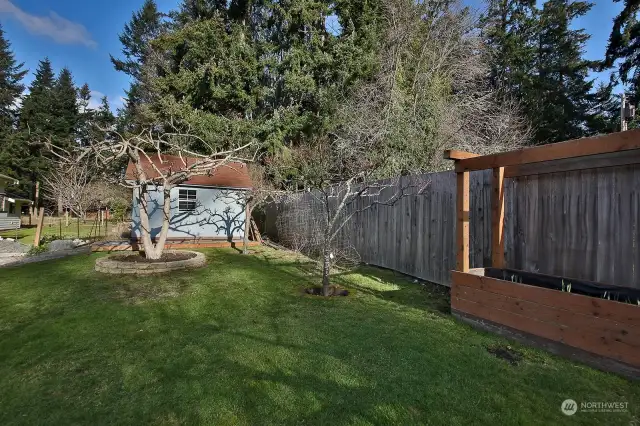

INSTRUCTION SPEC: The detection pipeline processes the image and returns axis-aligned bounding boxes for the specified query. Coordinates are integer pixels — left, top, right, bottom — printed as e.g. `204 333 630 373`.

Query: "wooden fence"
263 164 640 288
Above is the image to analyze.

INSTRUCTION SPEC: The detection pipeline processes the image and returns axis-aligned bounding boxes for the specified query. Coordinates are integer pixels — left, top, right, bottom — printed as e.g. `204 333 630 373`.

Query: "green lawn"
0 223 108 243
0 247 638 425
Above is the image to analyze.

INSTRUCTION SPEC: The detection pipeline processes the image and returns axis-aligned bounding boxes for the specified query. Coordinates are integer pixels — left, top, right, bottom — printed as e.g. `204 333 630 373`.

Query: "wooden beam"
456 129 640 172
456 171 470 272
504 149 640 178
491 167 505 268
33 207 45 247
444 150 480 160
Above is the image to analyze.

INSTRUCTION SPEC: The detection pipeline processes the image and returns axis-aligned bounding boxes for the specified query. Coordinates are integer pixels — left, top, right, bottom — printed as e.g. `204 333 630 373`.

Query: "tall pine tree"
481 0 538 99
605 0 640 101
482 0 600 143
0 23 27 178
110 0 163 123
77 83 94 146
534 0 595 143
17 59 56 188
52 68 79 145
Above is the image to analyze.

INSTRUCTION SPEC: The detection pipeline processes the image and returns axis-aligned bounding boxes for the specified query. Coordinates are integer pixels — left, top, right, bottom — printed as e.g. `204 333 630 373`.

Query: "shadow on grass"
237 247 451 314
0 248 637 425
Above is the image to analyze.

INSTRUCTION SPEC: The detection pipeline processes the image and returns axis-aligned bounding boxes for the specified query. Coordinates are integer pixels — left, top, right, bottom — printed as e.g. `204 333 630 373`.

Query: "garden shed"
126 155 252 244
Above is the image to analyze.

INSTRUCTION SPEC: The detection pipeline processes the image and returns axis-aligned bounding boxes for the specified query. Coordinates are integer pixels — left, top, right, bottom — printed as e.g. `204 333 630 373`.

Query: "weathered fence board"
263 164 640 288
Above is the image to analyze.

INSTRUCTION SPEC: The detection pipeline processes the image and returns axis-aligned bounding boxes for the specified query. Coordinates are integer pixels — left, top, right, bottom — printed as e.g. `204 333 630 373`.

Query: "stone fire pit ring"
95 250 207 275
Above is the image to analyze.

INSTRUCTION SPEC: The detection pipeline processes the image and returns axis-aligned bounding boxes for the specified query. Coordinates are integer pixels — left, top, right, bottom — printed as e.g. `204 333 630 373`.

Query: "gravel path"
0 246 92 268
0 239 30 254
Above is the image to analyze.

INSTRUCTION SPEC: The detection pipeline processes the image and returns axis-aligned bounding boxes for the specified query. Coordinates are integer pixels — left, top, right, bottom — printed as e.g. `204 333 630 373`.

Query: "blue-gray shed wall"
132 185 247 240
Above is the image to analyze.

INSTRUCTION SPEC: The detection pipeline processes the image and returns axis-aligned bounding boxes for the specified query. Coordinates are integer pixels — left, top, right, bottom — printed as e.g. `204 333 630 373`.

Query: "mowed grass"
0 223 107 242
0 247 638 425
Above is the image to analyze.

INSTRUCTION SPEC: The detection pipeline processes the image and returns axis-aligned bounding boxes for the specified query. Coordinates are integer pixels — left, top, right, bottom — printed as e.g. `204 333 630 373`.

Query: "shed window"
178 189 197 212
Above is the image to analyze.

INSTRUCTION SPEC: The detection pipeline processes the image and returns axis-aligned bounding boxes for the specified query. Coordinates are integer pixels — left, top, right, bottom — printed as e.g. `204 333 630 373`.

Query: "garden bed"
451 268 640 379
95 250 206 275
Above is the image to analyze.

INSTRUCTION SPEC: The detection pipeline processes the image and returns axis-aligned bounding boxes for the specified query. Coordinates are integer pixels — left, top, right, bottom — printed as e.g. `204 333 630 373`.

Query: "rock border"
95 250 207 275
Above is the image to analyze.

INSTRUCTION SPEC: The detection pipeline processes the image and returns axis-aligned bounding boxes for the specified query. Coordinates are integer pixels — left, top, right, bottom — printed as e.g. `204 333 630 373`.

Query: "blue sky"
0 0 627 112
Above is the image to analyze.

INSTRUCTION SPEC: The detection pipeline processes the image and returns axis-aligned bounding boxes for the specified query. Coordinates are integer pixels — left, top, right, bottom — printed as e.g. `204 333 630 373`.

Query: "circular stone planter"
95 250 207 275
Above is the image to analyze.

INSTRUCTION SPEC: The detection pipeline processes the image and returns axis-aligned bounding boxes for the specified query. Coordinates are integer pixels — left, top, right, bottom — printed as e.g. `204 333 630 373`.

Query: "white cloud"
0 0 97 48
88 90 104 110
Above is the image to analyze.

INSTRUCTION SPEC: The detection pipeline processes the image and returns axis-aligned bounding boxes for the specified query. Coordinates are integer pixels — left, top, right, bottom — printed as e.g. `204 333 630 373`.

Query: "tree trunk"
243 203 252 255
151 187 172 259
322 241 331 296
137 186 158 260
65 210 69 227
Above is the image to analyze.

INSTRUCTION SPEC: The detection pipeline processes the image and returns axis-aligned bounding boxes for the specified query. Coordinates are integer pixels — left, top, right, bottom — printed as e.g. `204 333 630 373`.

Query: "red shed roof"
125 154 252 189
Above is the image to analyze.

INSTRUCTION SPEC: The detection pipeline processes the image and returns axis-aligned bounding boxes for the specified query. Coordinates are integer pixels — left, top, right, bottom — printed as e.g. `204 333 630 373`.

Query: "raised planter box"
451 269 640 379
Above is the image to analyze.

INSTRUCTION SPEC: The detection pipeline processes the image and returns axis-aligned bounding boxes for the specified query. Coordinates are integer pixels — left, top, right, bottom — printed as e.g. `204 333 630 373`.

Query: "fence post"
456 171 470 272
33 207 45 247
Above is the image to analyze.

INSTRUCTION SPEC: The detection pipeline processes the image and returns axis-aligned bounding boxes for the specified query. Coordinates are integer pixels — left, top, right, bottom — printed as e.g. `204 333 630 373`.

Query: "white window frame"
178 189 197 212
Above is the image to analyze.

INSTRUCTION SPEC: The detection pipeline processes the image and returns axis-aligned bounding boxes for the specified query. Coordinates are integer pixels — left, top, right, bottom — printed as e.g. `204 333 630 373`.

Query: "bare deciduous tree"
337 0 530 175
241 164 275 254
276 138 427 297
43 159 98 223
46 127 254 259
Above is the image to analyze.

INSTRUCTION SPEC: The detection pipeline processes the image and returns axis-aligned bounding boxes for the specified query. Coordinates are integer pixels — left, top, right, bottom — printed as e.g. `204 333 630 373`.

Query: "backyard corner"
0 246 637 425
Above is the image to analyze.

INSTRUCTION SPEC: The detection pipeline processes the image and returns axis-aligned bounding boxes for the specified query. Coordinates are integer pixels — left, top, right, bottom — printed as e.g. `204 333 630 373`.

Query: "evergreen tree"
0 23 27 178
18 58 56 135
14 59 56 196
481 0 538 98
482 0 598 143
95 96 115 128
52 68 79 144
77 83 94 146
0 23 26 132
604 0 640 100
110 0 163 123
534 0 595 143
586 81 621 134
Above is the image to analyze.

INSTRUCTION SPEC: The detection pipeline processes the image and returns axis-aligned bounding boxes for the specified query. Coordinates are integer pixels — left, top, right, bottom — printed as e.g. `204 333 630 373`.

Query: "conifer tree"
0 23 27 178
533 0 595 143
52 68 79 144
110 0 163 122
77 83 94 146
19 58 56 135
17 59 56 183
605 0 639 100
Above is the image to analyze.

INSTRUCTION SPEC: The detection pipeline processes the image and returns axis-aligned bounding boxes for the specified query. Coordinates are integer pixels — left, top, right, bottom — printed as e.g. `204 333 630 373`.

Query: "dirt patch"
113 252 197 263
486 344 523 366
305 286 350 297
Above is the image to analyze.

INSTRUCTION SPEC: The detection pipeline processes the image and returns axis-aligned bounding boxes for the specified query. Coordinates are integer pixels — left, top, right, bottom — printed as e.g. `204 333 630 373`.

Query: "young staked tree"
0 23 27 178
45 127 254 260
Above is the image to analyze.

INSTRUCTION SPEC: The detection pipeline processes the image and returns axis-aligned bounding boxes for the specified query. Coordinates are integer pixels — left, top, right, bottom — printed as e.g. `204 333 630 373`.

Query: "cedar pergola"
444 129 640 274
